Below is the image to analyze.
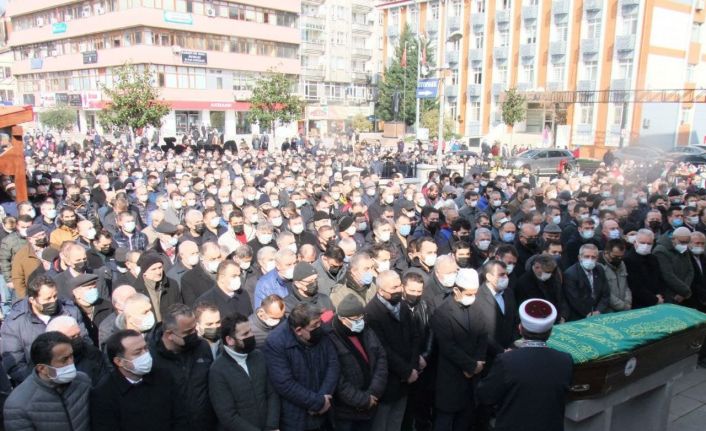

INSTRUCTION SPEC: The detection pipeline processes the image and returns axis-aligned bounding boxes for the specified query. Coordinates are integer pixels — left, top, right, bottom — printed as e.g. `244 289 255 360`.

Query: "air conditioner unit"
65 14 72 21
171 45 182 55
82 10 91 18
50 50 58 57
206 7 216 17
37 18 45 27
698 0 705 11
96 5 105 14
50 17 57 24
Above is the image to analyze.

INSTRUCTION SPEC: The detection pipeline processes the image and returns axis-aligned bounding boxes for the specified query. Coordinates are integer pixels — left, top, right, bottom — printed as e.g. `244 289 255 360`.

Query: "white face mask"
239 261 251 270
349 318 365 333
290 224 304 234
376 260 391 272
282 267 294 280
138 312 155 332
265 261 276 272
287 243 298 254
496 276 509 291
123 221 136 233
258 234 273 245
228 277 242 292
86 228 96 240
206 260 220 273
209 217 221 229
377 231 391 242
186 255 200 267
690 246 704 255
48 363 77 384
441 273 457 287
675 244 689 254
478 240 491 251
538 272 552 281
424 254 437 267
126 351 153 376
505 264 515 274
460 295 476 306
271 217 283 227
635 243 652 256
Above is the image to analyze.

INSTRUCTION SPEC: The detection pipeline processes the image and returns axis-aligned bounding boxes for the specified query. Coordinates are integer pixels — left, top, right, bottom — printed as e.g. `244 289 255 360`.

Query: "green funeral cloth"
547 304 706 364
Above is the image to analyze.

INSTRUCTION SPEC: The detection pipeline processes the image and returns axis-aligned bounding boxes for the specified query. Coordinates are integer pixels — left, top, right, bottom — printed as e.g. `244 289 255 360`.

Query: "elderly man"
142 209 164 246
98 284 137 348
563 244 611 321
180 209 206 246
471 227 492 269
338 237 358 264
253 249 297 309
248 222 277 256
654 226 694 304
181 241 223 306
623 229 665 308
330 251 377 308
197 260 253 318
422 254 459 316
243 246 277 306
166 240 199 290
298 244 318 264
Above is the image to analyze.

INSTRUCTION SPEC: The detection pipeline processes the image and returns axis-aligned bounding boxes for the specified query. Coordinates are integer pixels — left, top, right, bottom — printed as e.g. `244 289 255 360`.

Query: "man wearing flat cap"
66 273 113 345
147 221 179 270
477 299 573 431
284 262 334 320
11 224 50 298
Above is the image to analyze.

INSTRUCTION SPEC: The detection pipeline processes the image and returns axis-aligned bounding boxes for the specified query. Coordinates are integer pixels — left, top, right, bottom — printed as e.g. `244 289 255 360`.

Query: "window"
216 77 223 90
469 101 481 121
522 63 534 83
475 32 484 48
617 59 633 79
431 2 440 19
525 22 537 44
499 30 510 47
452 0 462 17
686 64 696 83
622 11 638 36
473 68 482 84
476 0 485 13
580 104 593 124
496 64 508 84
586 13 602 39
612 103 624 126
583 60 598 81
555 21 568 42
552 64 565 82
502 0 512 10
692 23 702 43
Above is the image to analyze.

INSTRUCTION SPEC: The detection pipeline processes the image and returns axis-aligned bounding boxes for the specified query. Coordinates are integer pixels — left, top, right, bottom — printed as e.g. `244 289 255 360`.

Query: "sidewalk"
669 366 706 430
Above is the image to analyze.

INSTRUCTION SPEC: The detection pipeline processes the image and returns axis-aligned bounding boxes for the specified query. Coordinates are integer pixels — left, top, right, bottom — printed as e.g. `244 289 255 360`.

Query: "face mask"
123 221 136 233
357 222 368 232
639 198 648 204
477 240 491 251
360 271 374 285
307 326 324 345
506 263 515 274
580 259 596 271
672 218 684 228
229 277 242 292
581 230 595 240
399 225 411 237
302 282 318 296
688 216 699 226
168 237 178 247
377 231 391 242
206 260 220 273
180 332 201 351
85 228 97 240
291 224 304 234
18 227 27 238
352 197 362 204
469 200 478 208
38 301 58 316
675 244 689 254
239 261 251 271
82 287 99 304
387 291 403 305
441 273 457 288
552 215 562 225
383 195 395 205
636 243 652 255
376 260 390 272
187 199 196 207
271 217 283 227
416 198 427 207
349 318 365 333
264 261 276 272
46 209 57 219
460 295 476 306
538 272 552 281
294 199 306 208
424 254 437 267
283 267 295 280
496 276 509 291
159 202 169 211
234 198 244 206
492 200 502 207
502 232 515 243
691 246 705 255
286 243 298 253
258 234 273 245
127 351 153 376
608 229 621 240
648 221 661 231
185 254 200 267
609 257 623 266
626 235 637 244
48 363 77 385
139 312 156 332
201 326 220 342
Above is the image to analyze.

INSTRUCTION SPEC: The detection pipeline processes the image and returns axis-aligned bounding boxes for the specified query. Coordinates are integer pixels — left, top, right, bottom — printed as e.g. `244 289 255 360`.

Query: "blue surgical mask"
672 218 684 228
399 225 411 237
349 319 365 333
502 232 515 243
581 230 595 240
360 271 374 285
82 287 99 305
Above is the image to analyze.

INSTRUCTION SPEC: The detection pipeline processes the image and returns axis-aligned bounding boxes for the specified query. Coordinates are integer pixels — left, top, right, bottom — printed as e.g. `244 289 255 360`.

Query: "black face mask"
202 326 220 342
232 224 244 234
34 237 49 248
193 223 206 235
458 234 470 243
235 335 256 354
99 246 113 255
649 221 661 231
387 292 403 305
427 221 440 232
70 194 81 202
39 301 58 316
72 262 87 273
406 294 421 307
303 282 319 297
71 338 84 357
63 219 78 229
181 332 201 351
307 327 324 345
456 257 471 268
329 265 342 276
609 258 622 267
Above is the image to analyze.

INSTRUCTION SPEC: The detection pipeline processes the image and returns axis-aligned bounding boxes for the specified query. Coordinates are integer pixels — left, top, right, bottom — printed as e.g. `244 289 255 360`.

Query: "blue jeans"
0 278 15 317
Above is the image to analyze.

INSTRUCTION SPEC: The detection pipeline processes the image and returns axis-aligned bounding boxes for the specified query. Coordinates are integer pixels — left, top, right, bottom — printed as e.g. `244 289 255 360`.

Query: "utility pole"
414 0 422 136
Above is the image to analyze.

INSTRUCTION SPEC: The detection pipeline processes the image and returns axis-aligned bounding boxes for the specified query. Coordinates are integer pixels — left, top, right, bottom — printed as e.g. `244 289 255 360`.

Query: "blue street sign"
416 79 439 99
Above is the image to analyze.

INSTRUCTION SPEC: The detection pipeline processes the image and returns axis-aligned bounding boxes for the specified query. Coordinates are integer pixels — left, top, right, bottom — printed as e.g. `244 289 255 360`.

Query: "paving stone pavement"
669 366 706 431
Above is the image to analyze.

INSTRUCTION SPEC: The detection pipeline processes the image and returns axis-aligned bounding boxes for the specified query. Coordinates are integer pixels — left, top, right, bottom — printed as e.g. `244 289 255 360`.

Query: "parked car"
670 154 706 165
612 146 666 163
505 149 577 175
667 146 706 158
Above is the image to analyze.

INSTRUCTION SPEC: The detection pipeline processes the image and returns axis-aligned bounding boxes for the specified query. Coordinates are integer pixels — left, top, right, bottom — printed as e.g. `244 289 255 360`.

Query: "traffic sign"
417 79 439 99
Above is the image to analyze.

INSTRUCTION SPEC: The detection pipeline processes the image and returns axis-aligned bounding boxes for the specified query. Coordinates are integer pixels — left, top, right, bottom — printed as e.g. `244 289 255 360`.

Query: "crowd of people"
0 130 702 431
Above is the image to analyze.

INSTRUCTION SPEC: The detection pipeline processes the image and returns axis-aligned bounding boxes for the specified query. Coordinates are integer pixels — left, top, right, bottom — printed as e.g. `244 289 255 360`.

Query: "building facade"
380 0 706 154
7 0 300 139
300 0 381 136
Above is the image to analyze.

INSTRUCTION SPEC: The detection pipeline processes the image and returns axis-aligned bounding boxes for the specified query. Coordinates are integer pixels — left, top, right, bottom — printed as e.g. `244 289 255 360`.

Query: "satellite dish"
447 31 463 43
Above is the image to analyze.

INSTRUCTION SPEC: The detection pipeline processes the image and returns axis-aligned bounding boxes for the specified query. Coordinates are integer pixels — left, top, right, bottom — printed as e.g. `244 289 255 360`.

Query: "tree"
39 106 76 132
248 72 304 145
501 87 527 147
421 107 454 140
351 113 372 132
99 64 170 144
375 25 435 127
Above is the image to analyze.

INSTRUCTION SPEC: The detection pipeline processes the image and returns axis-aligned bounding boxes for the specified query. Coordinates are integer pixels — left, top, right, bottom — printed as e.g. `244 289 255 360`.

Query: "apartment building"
300 0 381 135
7 0 300 139
380 0 706 154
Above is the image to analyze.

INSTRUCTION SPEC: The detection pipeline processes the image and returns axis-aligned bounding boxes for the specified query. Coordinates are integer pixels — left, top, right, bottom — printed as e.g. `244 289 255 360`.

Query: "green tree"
375 25 435 127
99 64 170 143
248 72 304 144
39 106 76 132
501 87 527 146
421 107 454 140
351 113 372 132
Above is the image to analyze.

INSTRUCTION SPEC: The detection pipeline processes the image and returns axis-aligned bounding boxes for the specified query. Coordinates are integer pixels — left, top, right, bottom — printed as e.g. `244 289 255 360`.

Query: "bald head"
112 285 137 314
178 240 199 259
434 254 458 276
45 315 80 336
674 227 692 240
377 270 401 291
298 244 317 264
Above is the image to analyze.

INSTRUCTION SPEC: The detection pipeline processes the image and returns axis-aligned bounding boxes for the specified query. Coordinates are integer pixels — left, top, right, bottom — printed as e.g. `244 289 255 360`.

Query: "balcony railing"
302 40 325 53
547 81 564 91
492 83 504 96
447 15 461 32
352 71 369 82
302 67 325 80
445 84 458 98
352 21 373 34
426 19 438 33
352 47 372 58
446 50 459 64
494 46 509 61
469 48 484 63
496 9 511 25
388 26 399 38
581 38 600 55
520 43 536 58
584 0 603 12
522 5 538 21
611 78 630 91
550 40 567 57
471 13 485 29
552 0 570 15
577 80 596 92
467 84 482 98
615 34 635 52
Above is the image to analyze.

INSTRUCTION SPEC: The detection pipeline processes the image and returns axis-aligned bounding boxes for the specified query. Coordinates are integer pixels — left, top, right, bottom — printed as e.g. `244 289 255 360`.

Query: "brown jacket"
50 225 79 249
11 244 42 298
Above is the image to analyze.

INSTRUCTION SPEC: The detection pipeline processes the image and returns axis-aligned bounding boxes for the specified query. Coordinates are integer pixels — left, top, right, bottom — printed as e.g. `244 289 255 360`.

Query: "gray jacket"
0 233 26 282
312 257 346 296
4 371 91 431
600 261 632 312
654 236 694 300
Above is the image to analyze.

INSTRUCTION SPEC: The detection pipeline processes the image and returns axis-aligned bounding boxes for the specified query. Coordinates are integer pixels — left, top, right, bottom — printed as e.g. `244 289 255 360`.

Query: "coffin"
547 304 706 400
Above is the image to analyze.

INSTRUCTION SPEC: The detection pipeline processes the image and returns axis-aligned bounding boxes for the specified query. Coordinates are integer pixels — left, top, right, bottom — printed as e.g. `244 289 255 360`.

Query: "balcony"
547 81 564 91
552 0 570 15
352 47 372 59
352 71 369 82
445 84 458 98
577 80 596 92
351 1 373 13
496 9 511 25
522 5 538 21
302 40 325 53
467 84 482 98
447 15 461 32
388 26 399 38
302 15 325 30
520 43 536 58
576 124 594 135
517 82 531 92
467 121 481 136
302 66 325 80
446 50 459 64
494 46 509 61
611 78 630 91
492 83 504 96
469 48 484 63
581 38 600 55
426 19 438 34
550 40 566 57
352 21 373 34
472 13 485 29
584 0 603 12
620 0 640 7
615 34 635 52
